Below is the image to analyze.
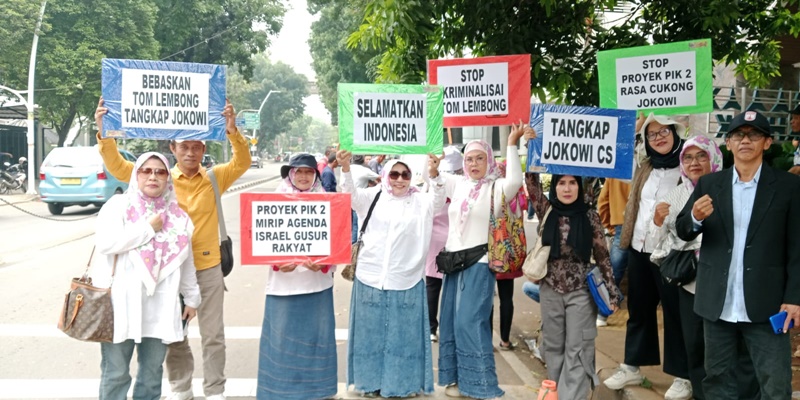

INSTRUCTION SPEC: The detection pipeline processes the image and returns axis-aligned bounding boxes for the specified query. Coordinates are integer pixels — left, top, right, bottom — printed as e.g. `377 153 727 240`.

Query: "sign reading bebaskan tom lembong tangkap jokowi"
338 83 444 155
101 58 227 141
597 39 713 115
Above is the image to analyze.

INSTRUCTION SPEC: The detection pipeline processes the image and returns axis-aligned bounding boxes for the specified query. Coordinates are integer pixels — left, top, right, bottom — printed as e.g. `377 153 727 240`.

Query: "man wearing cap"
94 98 250 400
676 110 800 398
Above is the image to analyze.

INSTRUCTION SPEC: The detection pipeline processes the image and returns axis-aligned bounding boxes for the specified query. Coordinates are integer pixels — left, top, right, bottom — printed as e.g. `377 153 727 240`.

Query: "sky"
267 0 333 124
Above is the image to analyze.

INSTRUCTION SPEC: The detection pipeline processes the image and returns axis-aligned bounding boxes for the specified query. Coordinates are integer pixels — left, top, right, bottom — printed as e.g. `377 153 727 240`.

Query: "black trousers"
623 249 688 378
678 288 760 400
489 279 515 343
704 318 790 399
426 276 442 335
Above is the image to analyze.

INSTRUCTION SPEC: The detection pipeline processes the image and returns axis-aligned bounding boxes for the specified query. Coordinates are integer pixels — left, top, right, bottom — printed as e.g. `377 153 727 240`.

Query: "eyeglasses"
646 127 672 141
388 171 412 180
464 156 486 165
137 167 169 179
728 129 766 142
681 152 709 164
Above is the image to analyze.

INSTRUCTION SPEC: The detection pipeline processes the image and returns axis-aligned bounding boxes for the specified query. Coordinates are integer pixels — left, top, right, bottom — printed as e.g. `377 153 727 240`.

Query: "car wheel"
115 188 123 195
47 203 64 215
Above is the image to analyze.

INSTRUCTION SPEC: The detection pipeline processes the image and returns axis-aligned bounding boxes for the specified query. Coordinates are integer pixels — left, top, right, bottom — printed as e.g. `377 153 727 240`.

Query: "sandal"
499 341 516 351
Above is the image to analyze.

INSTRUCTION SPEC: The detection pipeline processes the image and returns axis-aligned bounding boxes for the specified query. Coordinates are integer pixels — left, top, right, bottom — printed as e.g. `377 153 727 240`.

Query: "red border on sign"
427 54 531 128
240 192 352 265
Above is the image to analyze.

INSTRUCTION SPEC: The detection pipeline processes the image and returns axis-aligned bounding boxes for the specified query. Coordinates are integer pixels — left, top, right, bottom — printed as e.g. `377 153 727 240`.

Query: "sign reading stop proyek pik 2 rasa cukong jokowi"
101 58 227 141
338 83 444 155
526 104 637 180
240 192 352 265
597 39 713 115
427 54 531 127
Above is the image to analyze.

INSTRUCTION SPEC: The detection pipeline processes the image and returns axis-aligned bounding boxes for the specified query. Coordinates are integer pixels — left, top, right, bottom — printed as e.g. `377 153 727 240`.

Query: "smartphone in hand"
769 311 795 334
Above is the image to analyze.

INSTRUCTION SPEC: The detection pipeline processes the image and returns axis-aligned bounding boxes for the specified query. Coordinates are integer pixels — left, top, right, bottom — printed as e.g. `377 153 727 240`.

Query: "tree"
308 0 378 125
346 0 800 106
227 54 309 150
285 114 337 154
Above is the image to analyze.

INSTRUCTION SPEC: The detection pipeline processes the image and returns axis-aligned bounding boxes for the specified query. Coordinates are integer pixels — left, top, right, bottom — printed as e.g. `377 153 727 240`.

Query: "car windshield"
42 147 101 168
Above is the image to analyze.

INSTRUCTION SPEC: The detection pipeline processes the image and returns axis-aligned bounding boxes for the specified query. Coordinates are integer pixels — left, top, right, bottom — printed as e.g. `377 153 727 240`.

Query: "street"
0 162 546 399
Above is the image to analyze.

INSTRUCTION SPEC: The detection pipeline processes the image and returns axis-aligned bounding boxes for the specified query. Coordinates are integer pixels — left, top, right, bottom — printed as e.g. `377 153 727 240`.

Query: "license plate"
60 178 81 185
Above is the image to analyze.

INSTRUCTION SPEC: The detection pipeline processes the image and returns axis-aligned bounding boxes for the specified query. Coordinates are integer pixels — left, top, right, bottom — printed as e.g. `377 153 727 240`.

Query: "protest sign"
240 193 352 265
338 83 444 155
101 58 227 140
598 39 712 115
428 54 530 127
526 104 636 180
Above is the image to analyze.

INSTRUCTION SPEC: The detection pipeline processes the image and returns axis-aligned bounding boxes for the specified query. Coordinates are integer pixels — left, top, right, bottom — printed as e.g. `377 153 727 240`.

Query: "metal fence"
707 87 799 141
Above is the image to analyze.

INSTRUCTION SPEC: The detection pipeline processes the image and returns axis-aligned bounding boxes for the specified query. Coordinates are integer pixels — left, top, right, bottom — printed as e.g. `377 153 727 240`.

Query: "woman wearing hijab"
257 153 338 400
604 113 692 400
437 123 527 400
337 150 445 398
525 160 621 398
93 152 200 400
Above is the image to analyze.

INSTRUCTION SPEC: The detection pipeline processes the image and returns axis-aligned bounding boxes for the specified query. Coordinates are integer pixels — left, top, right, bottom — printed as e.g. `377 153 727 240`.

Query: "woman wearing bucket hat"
604 113 693 400
338 150 446 398
256 153 338 400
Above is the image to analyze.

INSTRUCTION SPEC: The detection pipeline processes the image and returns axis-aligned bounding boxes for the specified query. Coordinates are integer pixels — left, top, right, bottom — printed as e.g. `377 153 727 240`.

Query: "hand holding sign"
653 202 670 227
302 260 324 272
337 150 352 171
522 124 538 145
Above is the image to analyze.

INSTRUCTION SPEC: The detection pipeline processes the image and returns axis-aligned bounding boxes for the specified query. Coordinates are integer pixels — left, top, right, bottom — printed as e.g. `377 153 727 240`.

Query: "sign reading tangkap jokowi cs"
101 58 227 140
526 104 637 180
240 193 352 265
427 54 531 127
338 83 444 155
598 39 713 115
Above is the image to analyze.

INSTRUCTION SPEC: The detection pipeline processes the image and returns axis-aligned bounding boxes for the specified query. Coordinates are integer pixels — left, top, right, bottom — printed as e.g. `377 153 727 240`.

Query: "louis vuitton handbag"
57 247 116 343
341 191 381 281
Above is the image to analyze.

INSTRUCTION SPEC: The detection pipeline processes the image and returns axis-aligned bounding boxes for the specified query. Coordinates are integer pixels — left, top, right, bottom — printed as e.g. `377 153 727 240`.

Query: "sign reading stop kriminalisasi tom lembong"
597 39 713 115
427 54 531 127
526 103 637 180
338 83 444 155
101 58 227 141
240 192 352 265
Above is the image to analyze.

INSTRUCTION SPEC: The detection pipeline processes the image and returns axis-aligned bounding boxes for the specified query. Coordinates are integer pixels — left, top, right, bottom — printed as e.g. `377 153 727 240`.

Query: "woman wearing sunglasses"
93 152 200 400
337 150 446 398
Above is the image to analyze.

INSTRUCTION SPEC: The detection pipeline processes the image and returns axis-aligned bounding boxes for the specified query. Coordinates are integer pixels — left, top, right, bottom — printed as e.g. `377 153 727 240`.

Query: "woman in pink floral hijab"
93 152 200 400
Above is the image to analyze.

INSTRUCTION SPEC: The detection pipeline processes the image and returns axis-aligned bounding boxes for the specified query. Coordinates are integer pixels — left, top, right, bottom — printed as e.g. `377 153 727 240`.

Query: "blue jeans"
610 225 628 289
100 338 168 400
522 281 540 303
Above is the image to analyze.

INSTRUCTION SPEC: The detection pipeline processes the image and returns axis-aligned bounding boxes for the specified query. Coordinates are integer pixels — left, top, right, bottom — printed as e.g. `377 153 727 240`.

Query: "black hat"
791 104 800 115
727 111 771 137
281 153 320 179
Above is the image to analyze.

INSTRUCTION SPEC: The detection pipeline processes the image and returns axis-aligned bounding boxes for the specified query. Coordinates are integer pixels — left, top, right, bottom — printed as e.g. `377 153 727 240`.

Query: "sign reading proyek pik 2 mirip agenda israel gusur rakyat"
597 39 713 115
101 58 228 141
338 83 444 155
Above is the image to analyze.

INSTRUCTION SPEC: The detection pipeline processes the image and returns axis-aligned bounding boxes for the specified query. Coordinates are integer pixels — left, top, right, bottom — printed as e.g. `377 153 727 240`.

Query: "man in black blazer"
676 110 800 398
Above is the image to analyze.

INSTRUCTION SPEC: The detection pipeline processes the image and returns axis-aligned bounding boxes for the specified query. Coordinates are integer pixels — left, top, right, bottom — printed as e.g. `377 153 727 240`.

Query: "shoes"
205 395 226 400
363 391 380 398
603 364 644 390
431 333 438 342
596 315 608 327
664 378 692 400
498 341 516 351
445 384 466 398
165 390 193 400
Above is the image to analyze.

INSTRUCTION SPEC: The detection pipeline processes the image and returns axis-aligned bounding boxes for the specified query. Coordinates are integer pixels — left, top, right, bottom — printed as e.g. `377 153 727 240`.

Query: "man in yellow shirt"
95 98 250 400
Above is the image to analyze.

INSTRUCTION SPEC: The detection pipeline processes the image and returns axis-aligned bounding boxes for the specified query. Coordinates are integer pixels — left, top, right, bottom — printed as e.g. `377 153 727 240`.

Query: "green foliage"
284 114 338 154
718 142 794 171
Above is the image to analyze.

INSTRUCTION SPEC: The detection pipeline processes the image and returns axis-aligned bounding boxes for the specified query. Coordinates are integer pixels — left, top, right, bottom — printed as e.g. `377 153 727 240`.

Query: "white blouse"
631 167 681 253
92 195 201 345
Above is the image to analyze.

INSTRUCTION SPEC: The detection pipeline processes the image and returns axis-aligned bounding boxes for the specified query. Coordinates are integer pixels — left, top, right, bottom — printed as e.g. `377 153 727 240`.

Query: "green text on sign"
598 39 713 115
338 83 444 155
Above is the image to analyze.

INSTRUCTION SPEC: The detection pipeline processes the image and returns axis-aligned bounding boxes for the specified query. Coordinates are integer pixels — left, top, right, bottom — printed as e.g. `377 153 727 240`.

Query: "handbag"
587 266 614 317
522 207 552 281
487 182 528 274
659 249 697 286
341 191 381 281
208 169 234 277
57 247 116 343
436 244 489 275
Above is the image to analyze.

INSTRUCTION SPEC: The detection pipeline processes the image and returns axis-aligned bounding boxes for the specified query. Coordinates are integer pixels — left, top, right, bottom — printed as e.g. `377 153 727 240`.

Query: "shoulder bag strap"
358 191 382 239
207 169 228 241
81 246 118 284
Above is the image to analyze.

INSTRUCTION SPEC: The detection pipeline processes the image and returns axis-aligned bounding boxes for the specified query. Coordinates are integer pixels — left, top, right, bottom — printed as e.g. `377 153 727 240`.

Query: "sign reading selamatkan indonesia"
240 193 352 265
526 103 637 180
338 83 444 155
101 58 227 140
597 39 712 115
427 54 531 127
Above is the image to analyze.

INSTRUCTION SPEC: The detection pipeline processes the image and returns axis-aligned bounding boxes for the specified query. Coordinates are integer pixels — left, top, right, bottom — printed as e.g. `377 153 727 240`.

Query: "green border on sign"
598 38 713 115
338 83 444 155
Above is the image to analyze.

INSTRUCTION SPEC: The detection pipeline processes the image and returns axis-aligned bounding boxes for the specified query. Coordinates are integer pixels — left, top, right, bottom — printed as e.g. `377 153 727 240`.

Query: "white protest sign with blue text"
101 58 227 141
527 104 636 180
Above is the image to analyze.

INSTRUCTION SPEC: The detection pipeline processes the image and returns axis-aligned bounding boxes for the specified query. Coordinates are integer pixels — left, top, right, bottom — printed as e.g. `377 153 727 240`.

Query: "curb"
225 176 280 194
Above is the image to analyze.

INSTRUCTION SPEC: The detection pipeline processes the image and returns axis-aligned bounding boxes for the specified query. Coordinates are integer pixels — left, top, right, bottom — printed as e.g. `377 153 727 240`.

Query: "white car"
250 155 262 168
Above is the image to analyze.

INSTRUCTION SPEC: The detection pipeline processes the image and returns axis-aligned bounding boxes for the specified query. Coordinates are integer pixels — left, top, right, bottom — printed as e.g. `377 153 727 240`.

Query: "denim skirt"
347 278 434 397
257 288 337 400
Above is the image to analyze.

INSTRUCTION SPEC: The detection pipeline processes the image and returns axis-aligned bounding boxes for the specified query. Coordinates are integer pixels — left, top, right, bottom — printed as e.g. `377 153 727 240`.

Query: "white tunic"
91 196 201 345
342 173 446 291
630 167 681 253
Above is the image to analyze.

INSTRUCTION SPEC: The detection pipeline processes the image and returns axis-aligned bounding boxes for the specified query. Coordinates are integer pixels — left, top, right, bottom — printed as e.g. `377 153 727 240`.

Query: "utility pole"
25 1 47 195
